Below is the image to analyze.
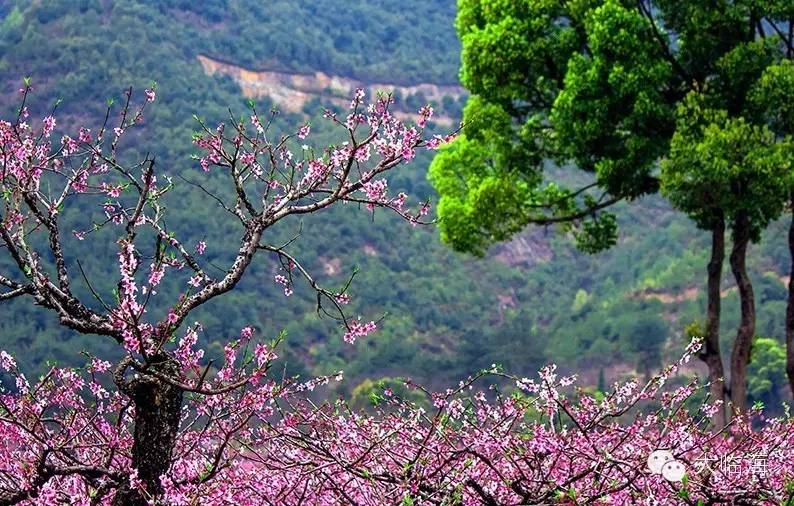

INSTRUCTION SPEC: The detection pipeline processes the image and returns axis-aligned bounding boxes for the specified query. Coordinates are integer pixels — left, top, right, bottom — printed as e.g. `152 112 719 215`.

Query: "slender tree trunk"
786 205 794 398
703 215 727 426
729 211 755 415
113 356 183 506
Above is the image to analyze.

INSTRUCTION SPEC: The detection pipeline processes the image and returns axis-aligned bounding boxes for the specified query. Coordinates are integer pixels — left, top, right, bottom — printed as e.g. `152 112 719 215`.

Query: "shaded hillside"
0 0 791 408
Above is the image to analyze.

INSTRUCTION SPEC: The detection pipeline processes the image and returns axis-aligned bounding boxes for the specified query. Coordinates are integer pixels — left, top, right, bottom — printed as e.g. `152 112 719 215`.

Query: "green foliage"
661 92 791 236
0 0 793 412
428 0 794 410
624 315 668 376
551 0 674 197
430 0 672 257
349 377 425 410
432 0 794 255
139 0 458 85
751 59 794 136
573 210 617 254
429 133 537 256
747 337 787 406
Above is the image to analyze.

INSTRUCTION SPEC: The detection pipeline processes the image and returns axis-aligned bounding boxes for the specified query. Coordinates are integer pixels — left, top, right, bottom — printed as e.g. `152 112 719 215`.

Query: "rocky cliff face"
197 54 464 125
492 229 555 268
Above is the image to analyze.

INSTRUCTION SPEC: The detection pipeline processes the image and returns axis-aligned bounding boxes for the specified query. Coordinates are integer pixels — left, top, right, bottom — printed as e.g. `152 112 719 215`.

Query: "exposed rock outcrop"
492 229 554 268
198 54 465 126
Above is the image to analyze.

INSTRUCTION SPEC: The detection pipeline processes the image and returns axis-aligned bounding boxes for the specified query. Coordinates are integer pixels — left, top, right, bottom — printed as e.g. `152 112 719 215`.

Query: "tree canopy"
430 0 794 255
430 0 794 414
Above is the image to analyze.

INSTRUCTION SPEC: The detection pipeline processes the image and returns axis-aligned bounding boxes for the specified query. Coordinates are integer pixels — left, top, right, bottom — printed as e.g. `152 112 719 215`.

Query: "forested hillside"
0 0 790 408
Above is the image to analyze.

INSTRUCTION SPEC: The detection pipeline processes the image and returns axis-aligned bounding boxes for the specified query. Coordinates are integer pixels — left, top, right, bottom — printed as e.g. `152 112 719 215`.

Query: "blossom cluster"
0 85 449 354
0 339 792 504
0 85 466 504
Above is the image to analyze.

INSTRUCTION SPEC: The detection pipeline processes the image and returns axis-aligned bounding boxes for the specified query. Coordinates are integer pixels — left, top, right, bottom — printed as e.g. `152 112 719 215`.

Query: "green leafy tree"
624 316 667 380
748 58 794 399
430 0 794 414
662 95 790 414
747 337 787 409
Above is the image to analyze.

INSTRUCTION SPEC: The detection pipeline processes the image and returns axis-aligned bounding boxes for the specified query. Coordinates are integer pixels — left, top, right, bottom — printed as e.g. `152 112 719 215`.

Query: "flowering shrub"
0 83 792 504
1 337 793 504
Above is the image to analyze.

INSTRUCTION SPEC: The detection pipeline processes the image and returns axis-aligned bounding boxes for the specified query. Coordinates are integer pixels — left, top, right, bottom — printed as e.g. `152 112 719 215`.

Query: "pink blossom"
240 151 256 165
102 182 123 198
89 358 112 374
78 127 92 143
42 116 56 137
426 136 441 150
0 351 15 370
417 105 433 128
350 87 366 108
61 135 79 156
342 318 376 344
274 274 292 297
187 274 204 287
92 163 109 174
148 264 164 287
297 124 310 139
362 179 388 204
254 343 277 367
250 114 264 135
70 170 88 193
301 158 329 187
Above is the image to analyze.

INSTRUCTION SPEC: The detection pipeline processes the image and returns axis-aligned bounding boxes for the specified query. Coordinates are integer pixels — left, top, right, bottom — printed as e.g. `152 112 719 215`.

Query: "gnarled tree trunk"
113 355 183 506
729 211 755 415
703 215 727 426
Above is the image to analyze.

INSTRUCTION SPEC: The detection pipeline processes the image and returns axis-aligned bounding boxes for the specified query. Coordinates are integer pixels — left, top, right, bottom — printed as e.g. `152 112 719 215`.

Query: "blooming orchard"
0 83 792 504
1 334 793 505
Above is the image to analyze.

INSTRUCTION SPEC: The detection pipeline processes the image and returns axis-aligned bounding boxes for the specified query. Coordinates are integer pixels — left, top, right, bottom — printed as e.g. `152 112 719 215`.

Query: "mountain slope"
0 0 790 407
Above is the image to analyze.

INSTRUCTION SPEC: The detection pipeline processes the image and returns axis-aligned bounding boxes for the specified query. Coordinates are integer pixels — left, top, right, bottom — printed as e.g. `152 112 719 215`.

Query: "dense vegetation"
0 0 791 413
430 0 794 415
0 0 460 86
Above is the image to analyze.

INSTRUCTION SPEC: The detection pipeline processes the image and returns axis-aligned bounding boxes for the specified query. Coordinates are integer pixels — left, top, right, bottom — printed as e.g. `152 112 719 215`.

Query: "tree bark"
786 206 794 399
702 215 727 426
729 211 755 415
113 355 183 506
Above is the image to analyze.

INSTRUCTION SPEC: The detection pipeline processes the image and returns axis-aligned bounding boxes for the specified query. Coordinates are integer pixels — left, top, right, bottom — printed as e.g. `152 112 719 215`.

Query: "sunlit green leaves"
661 92 791 237
435 0 793 261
